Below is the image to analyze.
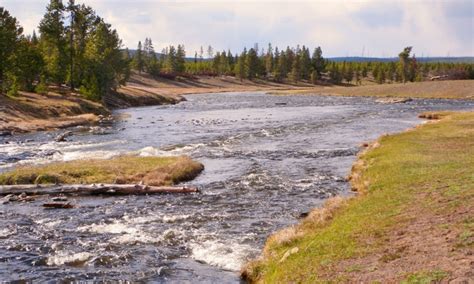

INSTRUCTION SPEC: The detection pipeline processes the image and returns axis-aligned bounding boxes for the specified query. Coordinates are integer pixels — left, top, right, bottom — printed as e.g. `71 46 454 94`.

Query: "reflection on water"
0 92 473 282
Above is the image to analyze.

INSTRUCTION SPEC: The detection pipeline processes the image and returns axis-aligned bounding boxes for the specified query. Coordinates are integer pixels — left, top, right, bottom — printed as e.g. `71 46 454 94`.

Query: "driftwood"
43 202 74 209
0 184 199 196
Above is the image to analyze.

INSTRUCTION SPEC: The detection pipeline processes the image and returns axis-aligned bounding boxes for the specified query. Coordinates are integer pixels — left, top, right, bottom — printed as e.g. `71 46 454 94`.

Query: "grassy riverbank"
243 111 474 282
0 155 204 186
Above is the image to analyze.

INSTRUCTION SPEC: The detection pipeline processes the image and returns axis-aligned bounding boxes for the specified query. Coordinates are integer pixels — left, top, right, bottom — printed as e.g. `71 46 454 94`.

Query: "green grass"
0 155 204 186
402 270 448 284
243 112 474 282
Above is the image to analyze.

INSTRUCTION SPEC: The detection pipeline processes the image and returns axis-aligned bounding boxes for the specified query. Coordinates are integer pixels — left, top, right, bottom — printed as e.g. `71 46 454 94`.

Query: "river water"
0 92 472 282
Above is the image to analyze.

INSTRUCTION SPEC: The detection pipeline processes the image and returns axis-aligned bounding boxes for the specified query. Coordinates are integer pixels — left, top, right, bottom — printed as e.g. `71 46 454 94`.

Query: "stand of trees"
0 1 130 100
129 40 473 85
2 1 473 101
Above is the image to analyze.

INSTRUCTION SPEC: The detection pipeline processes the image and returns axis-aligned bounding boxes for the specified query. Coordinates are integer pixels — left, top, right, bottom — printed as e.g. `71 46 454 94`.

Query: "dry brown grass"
114 72 316 105
0 91 107 133
270 80 474 100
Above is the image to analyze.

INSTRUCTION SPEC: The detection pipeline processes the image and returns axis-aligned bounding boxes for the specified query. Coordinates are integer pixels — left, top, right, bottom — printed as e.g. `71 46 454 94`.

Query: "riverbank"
242 111 474 282
0 155 204 186
2 76 473 134
269 80 474 100
0 73 315 134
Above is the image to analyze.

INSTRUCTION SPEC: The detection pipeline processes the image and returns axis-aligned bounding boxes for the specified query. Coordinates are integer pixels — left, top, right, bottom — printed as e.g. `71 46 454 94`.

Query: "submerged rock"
375 97 413 104
55 131 73 142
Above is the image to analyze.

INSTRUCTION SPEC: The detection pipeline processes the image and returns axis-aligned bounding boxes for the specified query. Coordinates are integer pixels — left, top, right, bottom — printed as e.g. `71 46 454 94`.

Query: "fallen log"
43 202 74 209
0 184 199 196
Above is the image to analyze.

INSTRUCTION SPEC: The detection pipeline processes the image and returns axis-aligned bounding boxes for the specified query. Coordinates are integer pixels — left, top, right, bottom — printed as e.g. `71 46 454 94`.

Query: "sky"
2 0 473 57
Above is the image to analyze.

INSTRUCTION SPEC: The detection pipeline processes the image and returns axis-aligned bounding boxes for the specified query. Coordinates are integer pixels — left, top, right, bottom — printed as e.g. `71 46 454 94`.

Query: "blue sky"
2 0 473 57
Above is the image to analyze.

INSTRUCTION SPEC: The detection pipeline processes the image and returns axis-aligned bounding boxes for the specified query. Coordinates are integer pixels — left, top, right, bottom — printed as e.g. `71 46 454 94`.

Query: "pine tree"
265 43 273 78
176 44 186 74
398 46 412 83
290 56 301 83
81 19 126 99
165 45 177 73
39 0 68 85
207 45 213 59
133 41 144 73
344 63 354 83
310 70 318 85
246 48 258 80
300 46 311 80
0 7 24 94
311 46 325 75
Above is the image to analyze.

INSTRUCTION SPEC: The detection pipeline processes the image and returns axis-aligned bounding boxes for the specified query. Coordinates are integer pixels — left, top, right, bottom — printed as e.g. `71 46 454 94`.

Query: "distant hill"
328 56 474 63
126 49 473 64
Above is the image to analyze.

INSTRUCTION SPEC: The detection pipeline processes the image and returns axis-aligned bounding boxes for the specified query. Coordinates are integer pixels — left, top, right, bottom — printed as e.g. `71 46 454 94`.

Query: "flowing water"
0 92 473 282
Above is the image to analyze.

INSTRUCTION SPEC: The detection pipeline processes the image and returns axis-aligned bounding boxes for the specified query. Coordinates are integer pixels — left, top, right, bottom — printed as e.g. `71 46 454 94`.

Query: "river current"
1 92 473 282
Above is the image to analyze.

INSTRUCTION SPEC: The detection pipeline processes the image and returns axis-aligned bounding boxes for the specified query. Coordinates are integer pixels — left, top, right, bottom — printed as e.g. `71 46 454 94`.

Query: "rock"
52 196 68 202
1 194 15 204
0 131 12 137
279 247 299 263
375 97 413 104
55 131 73 142
299 212 309 219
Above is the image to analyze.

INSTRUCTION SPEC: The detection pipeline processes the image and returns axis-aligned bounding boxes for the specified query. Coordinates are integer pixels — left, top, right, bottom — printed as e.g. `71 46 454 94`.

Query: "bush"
35 79 48 95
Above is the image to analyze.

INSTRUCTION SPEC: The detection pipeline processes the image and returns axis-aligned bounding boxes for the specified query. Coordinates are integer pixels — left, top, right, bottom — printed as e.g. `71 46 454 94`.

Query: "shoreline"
1 76 472 135
242 111 474 282
0 73 316 135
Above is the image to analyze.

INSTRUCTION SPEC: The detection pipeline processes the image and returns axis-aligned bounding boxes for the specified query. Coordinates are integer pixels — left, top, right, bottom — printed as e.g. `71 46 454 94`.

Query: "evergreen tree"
176 44 186 74
290 53 301 83
81 19 126 100
398 46 412 82
246 48 258 80
0 7 24 94
165 45 177 73
344 63 354 83
310 70 318 85
300 46 311 80
133 41 144 73
39 0 68 85
311 46 325 75
68 4 96 89
265 43 273 78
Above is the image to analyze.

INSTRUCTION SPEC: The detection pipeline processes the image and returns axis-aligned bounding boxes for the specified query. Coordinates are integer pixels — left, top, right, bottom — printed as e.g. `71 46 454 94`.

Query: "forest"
1 0 473 101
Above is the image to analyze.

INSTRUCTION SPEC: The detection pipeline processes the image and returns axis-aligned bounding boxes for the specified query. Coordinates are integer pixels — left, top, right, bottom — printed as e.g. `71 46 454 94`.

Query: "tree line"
0 0 129 99
2 1 473 101
130 41 473 84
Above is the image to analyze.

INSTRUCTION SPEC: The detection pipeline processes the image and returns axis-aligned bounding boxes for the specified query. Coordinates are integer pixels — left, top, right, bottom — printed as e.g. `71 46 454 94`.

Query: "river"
0 92 473 282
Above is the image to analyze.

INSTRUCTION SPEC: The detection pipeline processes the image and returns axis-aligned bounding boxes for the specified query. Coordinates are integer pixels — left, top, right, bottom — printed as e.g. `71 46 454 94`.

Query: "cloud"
1 0 473 57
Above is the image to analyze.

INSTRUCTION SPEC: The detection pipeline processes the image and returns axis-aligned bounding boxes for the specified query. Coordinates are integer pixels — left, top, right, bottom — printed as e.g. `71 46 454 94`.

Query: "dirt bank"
0 91 108 134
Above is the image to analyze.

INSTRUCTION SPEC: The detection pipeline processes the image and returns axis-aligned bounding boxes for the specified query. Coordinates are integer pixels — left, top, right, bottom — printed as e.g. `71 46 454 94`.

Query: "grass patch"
0 155 204 186
243 111 474 282
402 270 448 283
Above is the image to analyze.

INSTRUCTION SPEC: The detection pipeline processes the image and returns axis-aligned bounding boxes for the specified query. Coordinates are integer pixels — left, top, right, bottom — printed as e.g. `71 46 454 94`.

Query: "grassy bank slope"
0 155 204 186
270 80 474 100
0 90 108 133
243 112 474 282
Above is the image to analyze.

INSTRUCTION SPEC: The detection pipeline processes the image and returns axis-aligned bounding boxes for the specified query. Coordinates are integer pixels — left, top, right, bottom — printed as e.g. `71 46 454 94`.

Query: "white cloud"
2 0 473 57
